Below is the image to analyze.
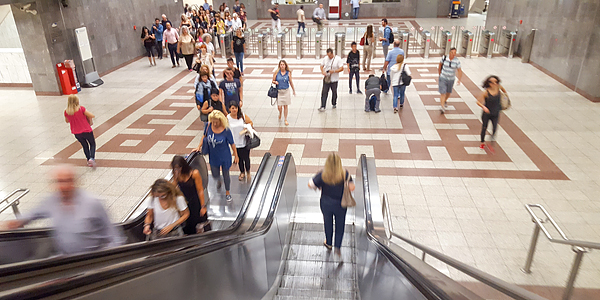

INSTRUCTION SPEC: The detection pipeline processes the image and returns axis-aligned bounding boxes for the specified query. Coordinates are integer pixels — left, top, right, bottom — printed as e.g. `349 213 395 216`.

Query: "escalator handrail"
0 154 293 300
0 153 273 282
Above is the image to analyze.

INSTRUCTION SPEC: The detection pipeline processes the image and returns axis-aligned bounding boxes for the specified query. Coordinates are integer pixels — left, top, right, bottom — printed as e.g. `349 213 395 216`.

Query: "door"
416 0 439 18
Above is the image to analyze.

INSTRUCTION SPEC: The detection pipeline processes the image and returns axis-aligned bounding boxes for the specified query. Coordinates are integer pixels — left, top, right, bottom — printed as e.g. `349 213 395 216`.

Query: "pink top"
164 28 179 44
64 106 92 134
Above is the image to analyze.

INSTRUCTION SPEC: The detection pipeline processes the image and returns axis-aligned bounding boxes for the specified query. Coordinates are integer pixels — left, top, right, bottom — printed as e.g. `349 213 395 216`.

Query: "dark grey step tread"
286 244 354 262
293 223 354 232
283 260 355 279
290 227 352 247
274 296 338 300
280 275 355 291
277 287 355 299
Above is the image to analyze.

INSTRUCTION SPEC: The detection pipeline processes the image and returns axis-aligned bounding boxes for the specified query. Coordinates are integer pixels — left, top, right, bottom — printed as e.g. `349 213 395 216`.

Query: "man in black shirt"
224 58 243 82
347 42 362 94
268 3 281 33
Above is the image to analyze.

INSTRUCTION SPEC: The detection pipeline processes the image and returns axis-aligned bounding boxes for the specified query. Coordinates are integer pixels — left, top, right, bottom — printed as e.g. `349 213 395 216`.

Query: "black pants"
481 113 499 143
167 43 179 66
321 81 338 108
156 40 163 58
183 54 194 70
74 131 96 160
237 147 251 173
349 69 360 92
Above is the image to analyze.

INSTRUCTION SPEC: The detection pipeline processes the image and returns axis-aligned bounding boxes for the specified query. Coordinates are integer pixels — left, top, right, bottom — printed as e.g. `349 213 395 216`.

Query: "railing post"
421 252 426 262
562 247 587 300
11 203 20 216
521 223 541 273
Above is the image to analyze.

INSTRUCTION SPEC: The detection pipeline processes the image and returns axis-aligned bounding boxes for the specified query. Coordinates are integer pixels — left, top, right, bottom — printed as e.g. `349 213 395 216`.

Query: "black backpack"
386 26 394 44
379 74 389 92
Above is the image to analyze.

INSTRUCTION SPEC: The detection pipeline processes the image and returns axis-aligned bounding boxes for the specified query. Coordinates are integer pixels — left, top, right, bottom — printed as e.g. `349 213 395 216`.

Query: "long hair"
395 54 404 65
366 25 373 38
482 75 501 89
229 102 244 120
277 60 289 72
150 179 182 209
321 153 345 185
208 110 229 128
141 26 149 39
171 155 192 178
65 95 80 116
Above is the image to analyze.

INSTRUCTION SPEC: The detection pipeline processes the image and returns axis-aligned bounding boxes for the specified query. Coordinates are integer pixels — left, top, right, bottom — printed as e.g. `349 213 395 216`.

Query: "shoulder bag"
341 173 355 208
323 58 335 84
268 84 278 105
400 64 412 86
201 124 211 155
500 91 511 110
359 33 365 46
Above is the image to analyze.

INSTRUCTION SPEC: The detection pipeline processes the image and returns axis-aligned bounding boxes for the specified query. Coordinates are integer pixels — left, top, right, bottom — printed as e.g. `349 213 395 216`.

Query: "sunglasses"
157 194 168 200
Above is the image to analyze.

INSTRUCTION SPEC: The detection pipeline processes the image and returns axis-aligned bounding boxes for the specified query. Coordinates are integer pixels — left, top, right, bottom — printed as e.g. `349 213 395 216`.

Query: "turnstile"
400 32 410 57
295 33 303 60
461 30 473 58
422 30 431 59
277 32 286 60
257 33 267 59
440 30 452 56
315 31 323 59
335 32 345 58
479 30 495 58
219 33 233 58
500 30 517 58
244 30 252 56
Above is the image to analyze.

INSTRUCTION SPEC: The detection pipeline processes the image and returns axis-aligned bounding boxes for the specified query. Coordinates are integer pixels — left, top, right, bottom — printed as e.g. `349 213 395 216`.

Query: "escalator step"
290 226 352 247
280 275 354 291
283 260 355 279
277 287 355 299
287 244 354 262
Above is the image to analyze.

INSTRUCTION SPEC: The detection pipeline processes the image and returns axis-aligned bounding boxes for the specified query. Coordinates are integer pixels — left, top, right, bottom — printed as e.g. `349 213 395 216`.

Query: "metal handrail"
522 204 599 300
381 194 547 300
0 188 29 217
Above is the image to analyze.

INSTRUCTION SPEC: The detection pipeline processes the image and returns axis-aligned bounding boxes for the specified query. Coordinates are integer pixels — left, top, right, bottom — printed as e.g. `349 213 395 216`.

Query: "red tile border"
0 83 33 88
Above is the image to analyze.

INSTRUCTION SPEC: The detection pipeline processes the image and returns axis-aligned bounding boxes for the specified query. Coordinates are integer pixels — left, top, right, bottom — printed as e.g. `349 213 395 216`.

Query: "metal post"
521 224 541 274
562 247 587 300
315 31 322 59
421 252 426 262
277 32 285 60
422 31 431 59
11 203 20 216
296 33 303 60
401 32 409 57
257 33 265 59
219 34 227 58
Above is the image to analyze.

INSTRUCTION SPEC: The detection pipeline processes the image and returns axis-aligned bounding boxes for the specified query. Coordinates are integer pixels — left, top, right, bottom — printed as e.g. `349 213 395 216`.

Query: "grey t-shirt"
440 55 461 81
365 76 380 90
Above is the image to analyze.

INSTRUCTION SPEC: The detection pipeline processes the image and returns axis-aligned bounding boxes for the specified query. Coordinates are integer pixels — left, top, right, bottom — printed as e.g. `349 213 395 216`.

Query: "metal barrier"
500 30 517 58
0 188 29 217
422 30 431 59
461 30 473 58
315 31 323 59
479 30 495 58
276 32 286 60
335 32 345 58
257 32 267 59
521 29 536 63
295 33 304 60
522 204 599 300
400 31 409 57
440 30 452 56
219 33 234 58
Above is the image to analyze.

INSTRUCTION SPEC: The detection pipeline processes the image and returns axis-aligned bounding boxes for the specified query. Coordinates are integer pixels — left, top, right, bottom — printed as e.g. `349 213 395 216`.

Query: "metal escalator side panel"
240 155 280 233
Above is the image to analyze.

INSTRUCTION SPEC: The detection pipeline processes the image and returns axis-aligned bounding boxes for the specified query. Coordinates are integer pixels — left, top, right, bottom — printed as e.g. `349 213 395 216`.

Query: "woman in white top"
143 179 190 240
201 33 216 57
389 54 411 113
226 102 254 181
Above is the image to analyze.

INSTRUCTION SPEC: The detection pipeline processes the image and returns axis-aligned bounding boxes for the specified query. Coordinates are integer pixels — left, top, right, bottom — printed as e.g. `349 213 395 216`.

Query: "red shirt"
64 106 92 134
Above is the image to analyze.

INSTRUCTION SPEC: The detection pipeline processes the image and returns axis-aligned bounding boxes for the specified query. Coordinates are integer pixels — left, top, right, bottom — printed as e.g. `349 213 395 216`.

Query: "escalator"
0 154 541 300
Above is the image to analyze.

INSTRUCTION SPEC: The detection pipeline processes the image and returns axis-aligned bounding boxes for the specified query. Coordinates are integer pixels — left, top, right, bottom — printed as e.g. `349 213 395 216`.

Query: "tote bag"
341 177 355 208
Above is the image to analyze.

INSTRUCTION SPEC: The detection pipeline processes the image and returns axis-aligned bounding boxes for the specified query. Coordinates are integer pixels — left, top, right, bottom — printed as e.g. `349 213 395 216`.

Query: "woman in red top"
64 95 97 168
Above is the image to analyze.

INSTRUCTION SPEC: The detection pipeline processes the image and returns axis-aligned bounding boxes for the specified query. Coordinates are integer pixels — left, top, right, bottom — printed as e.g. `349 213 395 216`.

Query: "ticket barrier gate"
315 31 323 59
479 30 495 58
335 32 345 58
500 30 517 58
422 31 431 59
440 30 453 56
219 33 233 58
258 33 268 59
400 32 409 57
277 32 286 60
461 30 473 58
296 33 304 60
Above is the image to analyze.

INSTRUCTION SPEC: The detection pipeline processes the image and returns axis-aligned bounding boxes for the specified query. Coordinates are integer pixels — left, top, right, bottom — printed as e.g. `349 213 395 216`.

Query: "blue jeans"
349 69 360 92
352 7 359 19
297 22 305 34
234 52 244 72
320 197 347 249
393 85 406 108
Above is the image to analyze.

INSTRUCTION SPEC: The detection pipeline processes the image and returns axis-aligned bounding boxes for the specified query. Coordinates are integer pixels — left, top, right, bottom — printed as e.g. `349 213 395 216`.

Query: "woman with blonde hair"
143 179 190 240
308 153 355 260
389 54 411 112
196 110 238 201
272 60 296 126
64 95 96 168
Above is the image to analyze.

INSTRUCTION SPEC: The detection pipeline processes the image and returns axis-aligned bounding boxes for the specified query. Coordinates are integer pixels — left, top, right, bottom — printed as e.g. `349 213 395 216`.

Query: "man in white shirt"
319 48 344 111
312 3 326 32
350 0 360 19
297 6 306 34
231 13 243 31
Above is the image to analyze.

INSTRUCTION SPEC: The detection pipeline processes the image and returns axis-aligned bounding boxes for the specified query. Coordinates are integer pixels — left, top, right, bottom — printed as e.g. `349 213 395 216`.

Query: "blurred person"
178 26 196 71
180 14 192 32
389 54 411 112
239 4 247 29
203 0 210 11
201 88 227 127
231 29 246 74
195 70 220 121
202 33 216 57
297 6 306 34
141 26 157 66
347 42 361 94
164 22 180 67
378 18 392 59
171 156 211 234
312 3 326 32
477 75 507 150
233 0 241 14
272 60 296 126
2 165 125 254
350 0 360 19
198 44 214 74
64 95 96 168
225 57 243 80
226 102 254 181
438 47 463 113
231 13 243 32
308 153 354 260
319 48 344 112
220 67 243 109
268 3 281 33
152 18 164 59
143 179 189 240
361 25 374 71
382 40 404 93
364 74 382 113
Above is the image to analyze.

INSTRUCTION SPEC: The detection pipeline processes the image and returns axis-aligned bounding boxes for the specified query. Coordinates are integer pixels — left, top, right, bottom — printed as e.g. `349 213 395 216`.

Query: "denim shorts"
438 77 455 94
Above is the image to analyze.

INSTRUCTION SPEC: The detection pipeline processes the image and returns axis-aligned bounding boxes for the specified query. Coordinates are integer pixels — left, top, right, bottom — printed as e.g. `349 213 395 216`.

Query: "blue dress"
205 125 235 169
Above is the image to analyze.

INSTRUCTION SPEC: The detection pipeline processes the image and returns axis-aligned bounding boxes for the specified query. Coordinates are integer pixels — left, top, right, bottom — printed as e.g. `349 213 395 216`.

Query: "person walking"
201 88 227 125
308 153 355 260
178 26 196 71
143 179 190 240
196 110 238 201
171 156 211 234
227 103 254 181
297 6 306 34
382 40 404 93
389 54 411 112
319 49 344 112
272 60 296 126
312 3 326 32
350 0 360 19
141 26 157 66
268 3 281 33
231 13 243 32
378 18 392 60
231 28 246 74
201 33 216 57
198 44 214 74
64 95 96 168
347 42 361 94
438 47 463 113
161 13 173 58
364 74 382 113
361 25 374 71
477 75 506 150
152 18 164 59
220 67 243 109
164 22 180 67
195 70 220 120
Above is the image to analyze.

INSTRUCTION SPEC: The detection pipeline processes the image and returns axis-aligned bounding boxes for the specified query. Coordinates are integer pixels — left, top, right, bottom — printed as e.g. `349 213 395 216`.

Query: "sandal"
323 241 332 250
284 120 289 126
238 173 245 181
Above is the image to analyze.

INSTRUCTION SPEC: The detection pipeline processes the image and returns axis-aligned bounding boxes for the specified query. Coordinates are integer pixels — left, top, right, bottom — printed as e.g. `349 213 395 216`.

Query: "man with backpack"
438 47 463 113
382 40 404 93
364 74 382 113
378 19 393 60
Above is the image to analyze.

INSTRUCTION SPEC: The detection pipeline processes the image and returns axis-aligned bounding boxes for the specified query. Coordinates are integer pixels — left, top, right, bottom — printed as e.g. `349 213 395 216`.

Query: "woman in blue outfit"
196 110 238 201
308 153 355 260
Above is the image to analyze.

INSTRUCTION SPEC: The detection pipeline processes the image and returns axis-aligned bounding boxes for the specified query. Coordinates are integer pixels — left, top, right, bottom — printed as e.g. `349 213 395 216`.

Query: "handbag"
400 64 412 86
245 134 261 149
341 175 355 208
177 52 184 59
323 58 335 84
201 124 211 155
359 36 365 46
268 84 278 105
200 98 210 122
500 91 511 110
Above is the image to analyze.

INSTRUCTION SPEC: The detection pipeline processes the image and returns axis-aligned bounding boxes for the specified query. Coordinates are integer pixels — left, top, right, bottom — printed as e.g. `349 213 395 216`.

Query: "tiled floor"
0 17 599 297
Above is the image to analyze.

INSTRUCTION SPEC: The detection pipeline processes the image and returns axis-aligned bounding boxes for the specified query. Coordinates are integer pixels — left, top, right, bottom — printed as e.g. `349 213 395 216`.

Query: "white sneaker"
440 106 445 114
318 107 326 112
88 159 97 169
